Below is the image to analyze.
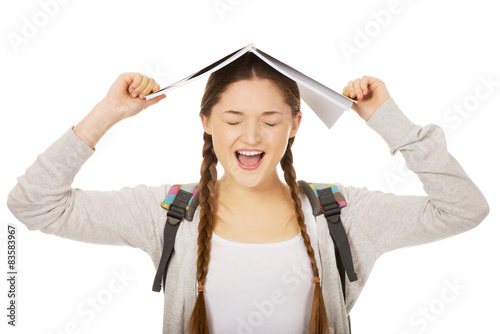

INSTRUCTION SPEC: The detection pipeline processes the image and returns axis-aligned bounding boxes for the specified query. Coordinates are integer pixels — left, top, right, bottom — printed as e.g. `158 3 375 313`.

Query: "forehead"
213 78 291 115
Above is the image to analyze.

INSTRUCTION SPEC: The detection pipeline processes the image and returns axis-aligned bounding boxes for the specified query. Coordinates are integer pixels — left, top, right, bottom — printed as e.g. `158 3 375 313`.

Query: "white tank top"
203 195 322 334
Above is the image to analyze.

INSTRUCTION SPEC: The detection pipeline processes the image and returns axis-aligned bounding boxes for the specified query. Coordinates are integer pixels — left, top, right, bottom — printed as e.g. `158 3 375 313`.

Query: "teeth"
237 151 263 156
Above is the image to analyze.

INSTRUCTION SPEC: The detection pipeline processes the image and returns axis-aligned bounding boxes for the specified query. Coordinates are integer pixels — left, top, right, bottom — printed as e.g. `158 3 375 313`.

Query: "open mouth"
235 150 265 169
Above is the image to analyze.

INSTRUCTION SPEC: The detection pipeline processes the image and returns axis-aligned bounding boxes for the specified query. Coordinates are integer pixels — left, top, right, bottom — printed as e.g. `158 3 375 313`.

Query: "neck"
217 171 291 207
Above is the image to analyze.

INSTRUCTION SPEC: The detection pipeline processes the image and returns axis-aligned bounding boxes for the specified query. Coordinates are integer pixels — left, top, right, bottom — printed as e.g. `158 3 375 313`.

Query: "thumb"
144 93 166 108
350 100 360 113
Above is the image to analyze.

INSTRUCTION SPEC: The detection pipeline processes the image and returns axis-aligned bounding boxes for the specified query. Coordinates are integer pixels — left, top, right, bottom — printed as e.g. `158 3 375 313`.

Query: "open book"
145 43 354 128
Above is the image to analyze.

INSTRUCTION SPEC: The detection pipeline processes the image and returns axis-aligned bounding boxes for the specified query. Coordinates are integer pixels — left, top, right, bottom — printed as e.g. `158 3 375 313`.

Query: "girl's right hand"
102 72 166 122
73 73 166 150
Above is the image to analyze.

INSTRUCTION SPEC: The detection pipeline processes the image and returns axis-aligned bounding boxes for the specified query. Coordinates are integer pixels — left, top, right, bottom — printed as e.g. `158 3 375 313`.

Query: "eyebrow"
223 110 283 115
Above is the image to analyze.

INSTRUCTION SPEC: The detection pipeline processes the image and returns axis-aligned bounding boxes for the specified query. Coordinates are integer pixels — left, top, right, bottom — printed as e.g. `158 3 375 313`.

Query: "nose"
241 122 262 145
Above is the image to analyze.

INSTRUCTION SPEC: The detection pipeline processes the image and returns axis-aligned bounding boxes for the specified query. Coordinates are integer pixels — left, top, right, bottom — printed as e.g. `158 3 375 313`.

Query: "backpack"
152 181 358 329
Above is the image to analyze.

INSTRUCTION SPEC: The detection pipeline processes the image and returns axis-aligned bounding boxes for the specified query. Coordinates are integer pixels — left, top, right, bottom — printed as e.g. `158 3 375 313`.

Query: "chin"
227 165 280 190
237 177 267 189
219 152 282 189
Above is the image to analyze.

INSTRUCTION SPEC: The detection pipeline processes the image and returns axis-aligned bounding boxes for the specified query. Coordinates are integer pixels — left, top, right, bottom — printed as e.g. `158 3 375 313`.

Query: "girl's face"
201 78 301 189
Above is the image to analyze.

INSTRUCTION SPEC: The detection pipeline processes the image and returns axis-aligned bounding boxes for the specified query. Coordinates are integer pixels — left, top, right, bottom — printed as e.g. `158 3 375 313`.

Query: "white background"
1 0 499 333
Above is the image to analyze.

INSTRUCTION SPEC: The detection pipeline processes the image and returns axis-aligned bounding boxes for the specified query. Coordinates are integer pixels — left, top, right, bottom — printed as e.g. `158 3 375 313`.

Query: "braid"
280 137 329 334
189 132 218 334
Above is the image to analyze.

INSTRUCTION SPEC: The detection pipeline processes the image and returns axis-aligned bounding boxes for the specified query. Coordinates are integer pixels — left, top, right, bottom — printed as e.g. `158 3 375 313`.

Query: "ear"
200 114 212 135
289 111 302 138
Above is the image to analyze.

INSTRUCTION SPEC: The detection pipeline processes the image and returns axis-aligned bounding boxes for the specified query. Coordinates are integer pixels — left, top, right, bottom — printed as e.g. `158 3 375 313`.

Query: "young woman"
8 53 489 333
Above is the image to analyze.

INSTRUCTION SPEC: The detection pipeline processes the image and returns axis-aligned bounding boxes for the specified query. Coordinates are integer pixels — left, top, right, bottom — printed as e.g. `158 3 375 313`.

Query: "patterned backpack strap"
299 181 347 216
161 183 199 221
153 183 198 292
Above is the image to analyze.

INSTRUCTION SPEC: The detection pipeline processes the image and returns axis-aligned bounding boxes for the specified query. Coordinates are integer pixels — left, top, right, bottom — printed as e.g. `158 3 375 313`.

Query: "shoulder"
298 180 348 213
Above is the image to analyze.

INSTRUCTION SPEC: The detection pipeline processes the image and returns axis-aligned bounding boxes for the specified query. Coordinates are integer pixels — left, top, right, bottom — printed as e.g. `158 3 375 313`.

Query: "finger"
128 73 144 96
348 80 356 99
360 76 371 95
342 83 356 101
344 80 355 99
354 78 363 100
342 83 349 95
139 78 157 99
131 75 149 98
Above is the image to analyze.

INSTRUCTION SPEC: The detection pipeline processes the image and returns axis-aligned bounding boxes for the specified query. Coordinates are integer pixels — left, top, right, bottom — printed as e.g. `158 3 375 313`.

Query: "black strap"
335 244 353 333
317 187 358 283
319 187 355 333
335 244 346 301
152 189 192 292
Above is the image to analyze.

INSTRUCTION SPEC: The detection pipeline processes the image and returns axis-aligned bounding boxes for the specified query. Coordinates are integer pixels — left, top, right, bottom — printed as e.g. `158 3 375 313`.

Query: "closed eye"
265 123 277 127
227 122 240 125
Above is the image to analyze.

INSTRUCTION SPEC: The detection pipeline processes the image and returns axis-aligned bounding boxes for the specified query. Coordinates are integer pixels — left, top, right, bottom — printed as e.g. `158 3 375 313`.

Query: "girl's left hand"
343 76 391 121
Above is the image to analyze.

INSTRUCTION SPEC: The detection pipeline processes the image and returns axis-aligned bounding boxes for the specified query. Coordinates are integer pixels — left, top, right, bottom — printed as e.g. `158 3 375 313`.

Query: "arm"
7 73 167 253
342 77 489 255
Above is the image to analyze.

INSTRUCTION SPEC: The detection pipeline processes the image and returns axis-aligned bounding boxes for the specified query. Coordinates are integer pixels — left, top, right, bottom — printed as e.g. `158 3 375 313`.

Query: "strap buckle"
317 188 341 223
166 190 192 225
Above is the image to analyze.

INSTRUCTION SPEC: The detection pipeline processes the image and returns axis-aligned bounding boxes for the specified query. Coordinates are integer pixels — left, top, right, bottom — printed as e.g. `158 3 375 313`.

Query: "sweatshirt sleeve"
341 98 489 256
7 127 169 255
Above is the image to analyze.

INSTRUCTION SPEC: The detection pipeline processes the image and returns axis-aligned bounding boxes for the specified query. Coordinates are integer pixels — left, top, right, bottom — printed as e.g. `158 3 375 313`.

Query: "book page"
145 44 253 100
251 48 353 128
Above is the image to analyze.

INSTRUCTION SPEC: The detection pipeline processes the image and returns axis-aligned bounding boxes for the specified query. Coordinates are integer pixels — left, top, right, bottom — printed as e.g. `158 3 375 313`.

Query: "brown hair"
189 53 328 333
